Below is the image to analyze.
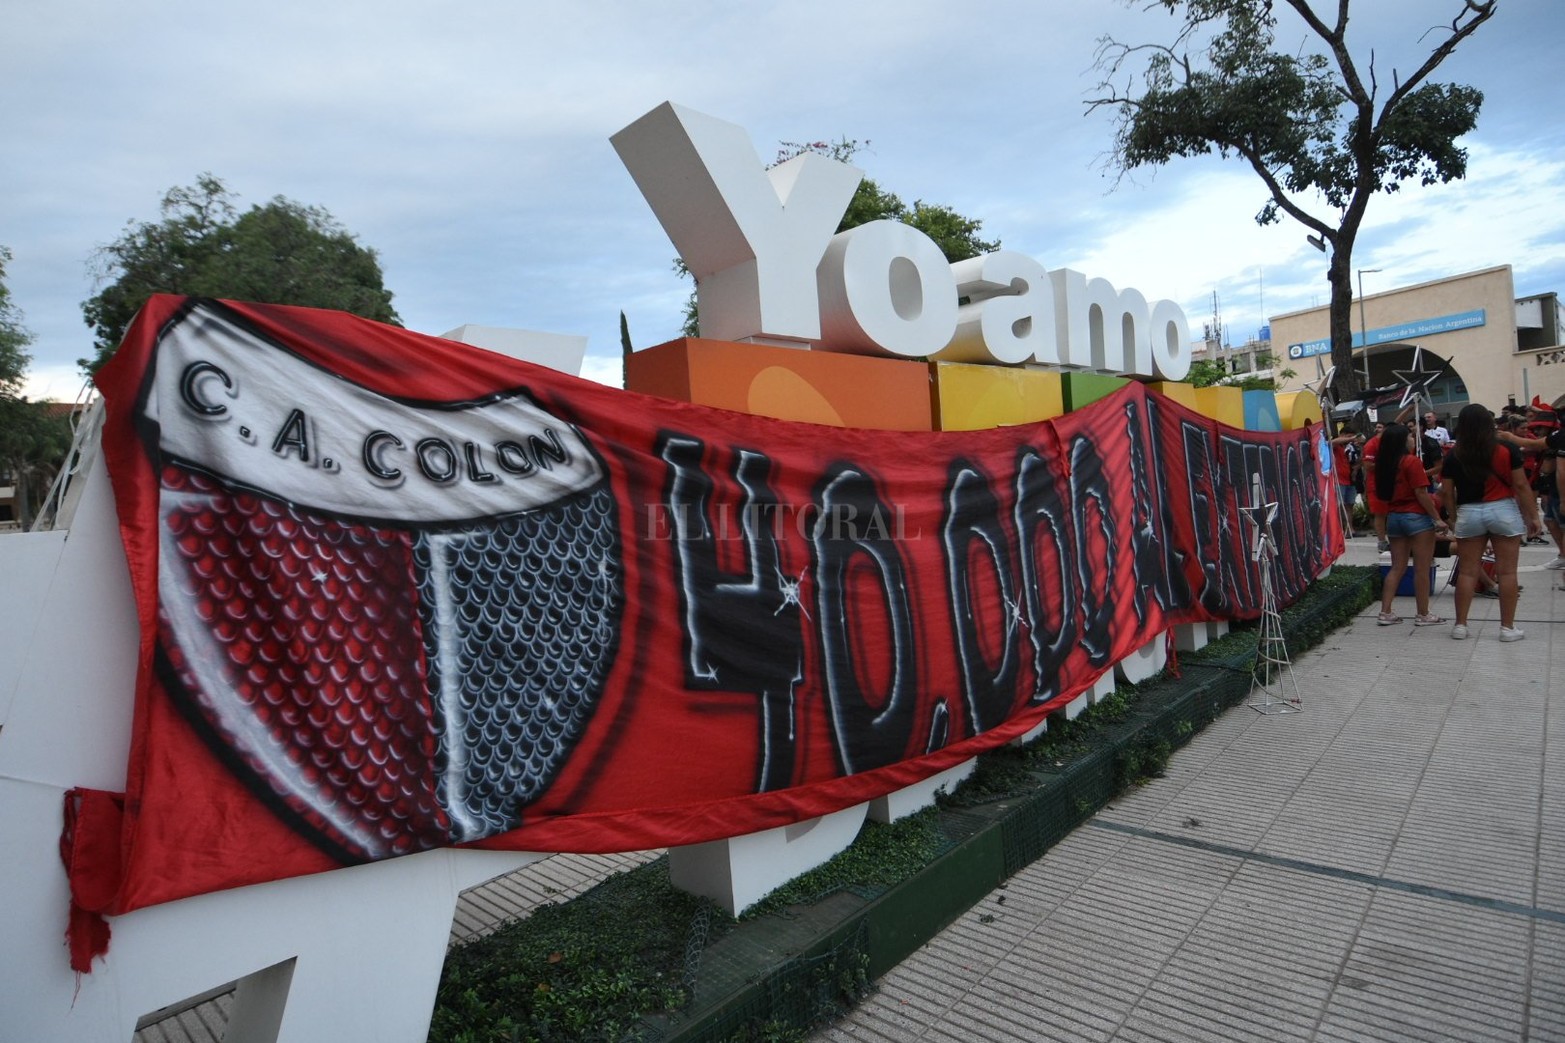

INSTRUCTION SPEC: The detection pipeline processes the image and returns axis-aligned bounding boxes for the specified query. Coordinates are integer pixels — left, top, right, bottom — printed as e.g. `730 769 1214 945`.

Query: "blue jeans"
1386 511 1435 538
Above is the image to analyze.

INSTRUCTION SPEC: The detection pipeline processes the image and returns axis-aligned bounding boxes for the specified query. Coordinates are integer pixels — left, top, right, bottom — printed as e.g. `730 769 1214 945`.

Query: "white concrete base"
223 958 295 1043
1053 668 1115 723
1113 634 1168 685
1174 622 1209 653
1088 669 1118 706
1012 717 1048 746
668 802 870 916
1207 618 1230 640
868 759 975 823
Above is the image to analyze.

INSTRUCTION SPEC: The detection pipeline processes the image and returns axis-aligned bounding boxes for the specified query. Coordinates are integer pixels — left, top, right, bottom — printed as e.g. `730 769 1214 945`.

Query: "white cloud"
4 0 1562 386
577 353 625 391
21 363 92 404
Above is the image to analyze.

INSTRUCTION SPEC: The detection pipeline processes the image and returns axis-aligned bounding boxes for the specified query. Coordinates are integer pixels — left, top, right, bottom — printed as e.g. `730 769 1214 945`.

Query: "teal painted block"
1243 390 1281 431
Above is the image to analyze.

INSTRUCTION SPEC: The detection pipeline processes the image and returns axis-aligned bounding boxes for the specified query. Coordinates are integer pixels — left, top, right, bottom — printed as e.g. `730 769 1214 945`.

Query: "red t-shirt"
1363 435 1385 511
1331 442 1353 487
1440 443 1522 504
1389 453 1430 514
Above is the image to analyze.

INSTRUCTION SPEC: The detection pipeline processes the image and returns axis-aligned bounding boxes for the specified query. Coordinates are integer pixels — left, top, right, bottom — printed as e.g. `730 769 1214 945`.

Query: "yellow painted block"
1274 391 1324 430
1193 385 1245 428
1147 381 1199 410
930 363 1064 431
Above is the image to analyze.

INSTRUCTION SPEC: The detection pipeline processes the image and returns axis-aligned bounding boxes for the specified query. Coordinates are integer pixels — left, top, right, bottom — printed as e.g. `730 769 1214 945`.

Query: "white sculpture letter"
611 102 862 345
940 251 1057 366
1150 299 1193 382
1084 277 1151 377
816 220 960 358
1047 267 1096 370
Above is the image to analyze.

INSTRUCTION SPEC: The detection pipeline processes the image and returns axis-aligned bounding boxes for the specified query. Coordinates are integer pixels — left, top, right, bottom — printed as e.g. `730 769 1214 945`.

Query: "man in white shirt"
1422 411 1451 444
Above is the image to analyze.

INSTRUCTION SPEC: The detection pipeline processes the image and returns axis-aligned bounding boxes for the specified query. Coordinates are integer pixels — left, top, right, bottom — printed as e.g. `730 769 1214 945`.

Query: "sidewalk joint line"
1088 819 1565 925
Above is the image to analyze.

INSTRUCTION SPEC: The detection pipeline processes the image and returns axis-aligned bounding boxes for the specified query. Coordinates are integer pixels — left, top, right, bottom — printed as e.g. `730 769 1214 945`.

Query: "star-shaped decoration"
1240 474 1279 563
774 567 811 621
1393 346 1441 410
1302 357 1338 411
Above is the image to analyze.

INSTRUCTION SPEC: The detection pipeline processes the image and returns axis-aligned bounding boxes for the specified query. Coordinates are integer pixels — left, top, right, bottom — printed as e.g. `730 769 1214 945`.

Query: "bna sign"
613 102 1192 382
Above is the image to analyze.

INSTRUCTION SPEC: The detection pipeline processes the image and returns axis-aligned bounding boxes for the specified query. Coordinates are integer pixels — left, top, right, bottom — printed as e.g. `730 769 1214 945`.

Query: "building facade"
1271 266 1565 419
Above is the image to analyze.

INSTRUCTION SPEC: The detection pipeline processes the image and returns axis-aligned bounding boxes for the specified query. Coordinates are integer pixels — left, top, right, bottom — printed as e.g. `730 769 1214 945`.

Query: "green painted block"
1060 371 1129 413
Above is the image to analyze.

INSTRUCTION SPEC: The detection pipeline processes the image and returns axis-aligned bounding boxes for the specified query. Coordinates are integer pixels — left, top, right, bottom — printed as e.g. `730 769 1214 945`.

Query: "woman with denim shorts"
1439 404 1544 641
1375 422 1448 627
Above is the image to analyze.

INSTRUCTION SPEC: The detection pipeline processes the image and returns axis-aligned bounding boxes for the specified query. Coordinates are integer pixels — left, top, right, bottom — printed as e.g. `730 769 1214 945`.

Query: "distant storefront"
1271 265 1565 421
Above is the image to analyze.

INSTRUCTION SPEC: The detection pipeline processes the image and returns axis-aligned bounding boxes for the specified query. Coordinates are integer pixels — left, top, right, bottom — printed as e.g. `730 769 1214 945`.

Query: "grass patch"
741 808 948 918
429 860 728 1043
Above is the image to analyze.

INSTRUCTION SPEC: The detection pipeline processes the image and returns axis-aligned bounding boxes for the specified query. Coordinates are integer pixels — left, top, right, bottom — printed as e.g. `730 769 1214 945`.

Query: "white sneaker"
1546 557 1565 569
1451 624 1469 640
1499 626 1526 643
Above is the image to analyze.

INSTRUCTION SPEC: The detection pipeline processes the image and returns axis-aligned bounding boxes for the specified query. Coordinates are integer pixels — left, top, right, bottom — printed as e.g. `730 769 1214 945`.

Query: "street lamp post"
1357 268 1381 395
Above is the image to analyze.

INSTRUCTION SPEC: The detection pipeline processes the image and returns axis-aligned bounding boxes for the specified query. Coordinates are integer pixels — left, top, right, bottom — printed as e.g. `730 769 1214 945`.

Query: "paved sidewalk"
813 538 1565 1043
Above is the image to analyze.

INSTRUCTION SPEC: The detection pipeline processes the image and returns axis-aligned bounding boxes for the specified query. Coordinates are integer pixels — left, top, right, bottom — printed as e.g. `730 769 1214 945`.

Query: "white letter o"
815 220 959 358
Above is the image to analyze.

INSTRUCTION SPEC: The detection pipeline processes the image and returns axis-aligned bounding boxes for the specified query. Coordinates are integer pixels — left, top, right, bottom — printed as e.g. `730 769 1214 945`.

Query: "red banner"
65 296 1340 967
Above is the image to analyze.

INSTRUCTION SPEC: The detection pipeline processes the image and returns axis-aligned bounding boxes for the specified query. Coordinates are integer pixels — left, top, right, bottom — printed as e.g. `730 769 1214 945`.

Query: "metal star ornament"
1302 356 1338 412
1393 346 1441 410
1240 474 1279 563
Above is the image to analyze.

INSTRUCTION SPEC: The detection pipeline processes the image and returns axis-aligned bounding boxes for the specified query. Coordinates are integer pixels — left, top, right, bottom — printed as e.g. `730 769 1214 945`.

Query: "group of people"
1332 400 1565 643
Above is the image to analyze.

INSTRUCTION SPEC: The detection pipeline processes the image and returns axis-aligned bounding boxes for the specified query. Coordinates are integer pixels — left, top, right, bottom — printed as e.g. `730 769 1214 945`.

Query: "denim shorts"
1386 511 1435 538
1453 498 1526 539
1547 491 1563 525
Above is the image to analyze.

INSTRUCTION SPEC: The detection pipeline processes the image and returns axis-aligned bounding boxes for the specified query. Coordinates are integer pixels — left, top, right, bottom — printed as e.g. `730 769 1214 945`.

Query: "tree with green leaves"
0 246 74 528
1186 350 1296 390
0 247 28 399
81 174 401 374
1090 0 1495 401
676 140 999 338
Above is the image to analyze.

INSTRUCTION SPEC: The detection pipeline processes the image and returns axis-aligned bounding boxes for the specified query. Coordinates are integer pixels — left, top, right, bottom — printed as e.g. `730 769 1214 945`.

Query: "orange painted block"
1274 391 1324 430
1193 385 1244 428
1147 381 1200 410
625 337 933 431
930 363 1064 431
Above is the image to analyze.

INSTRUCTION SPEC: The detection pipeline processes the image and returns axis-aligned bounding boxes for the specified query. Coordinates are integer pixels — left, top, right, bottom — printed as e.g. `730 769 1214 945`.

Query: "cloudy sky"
4 0 1561 400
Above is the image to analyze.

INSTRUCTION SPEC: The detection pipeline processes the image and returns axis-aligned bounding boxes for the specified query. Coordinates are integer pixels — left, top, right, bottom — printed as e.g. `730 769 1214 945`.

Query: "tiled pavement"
810 538 1565 1043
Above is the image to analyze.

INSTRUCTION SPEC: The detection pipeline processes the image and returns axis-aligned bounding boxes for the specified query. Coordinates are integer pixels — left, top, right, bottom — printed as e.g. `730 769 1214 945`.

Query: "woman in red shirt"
1440 403 1544 641
1374 422 1448 626
1362 422 1387 550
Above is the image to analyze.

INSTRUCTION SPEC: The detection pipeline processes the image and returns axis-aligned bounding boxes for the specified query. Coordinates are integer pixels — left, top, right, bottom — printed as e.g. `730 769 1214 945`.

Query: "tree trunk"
1327 249 1362 402
11 461 33 530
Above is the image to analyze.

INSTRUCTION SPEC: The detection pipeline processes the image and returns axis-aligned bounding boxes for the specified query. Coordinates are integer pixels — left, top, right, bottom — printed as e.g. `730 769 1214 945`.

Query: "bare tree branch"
1383 0 1496 119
